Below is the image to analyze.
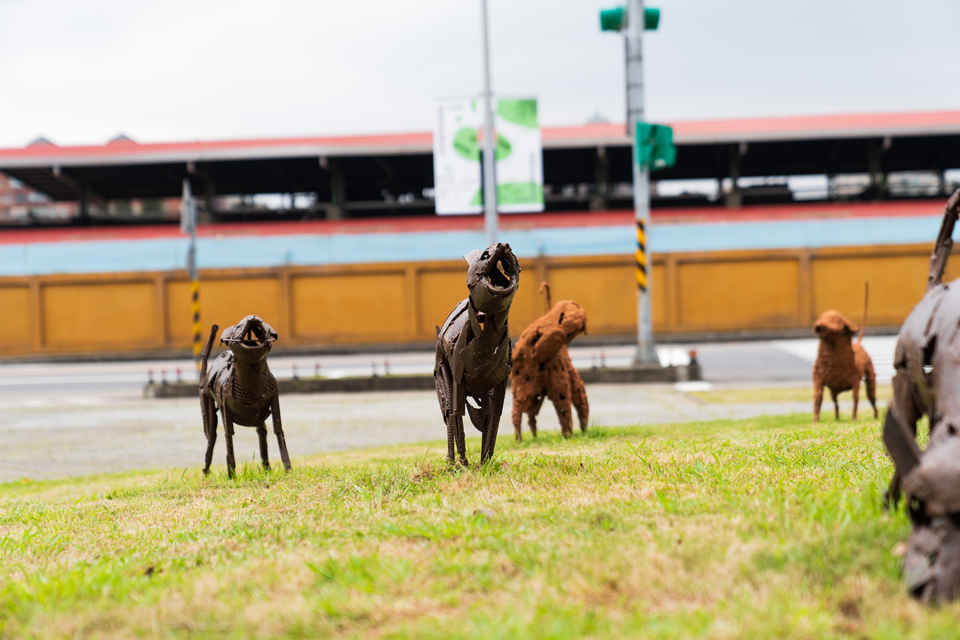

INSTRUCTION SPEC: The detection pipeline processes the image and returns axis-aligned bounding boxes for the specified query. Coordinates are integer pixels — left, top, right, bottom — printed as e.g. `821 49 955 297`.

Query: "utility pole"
181 178 202 373
600 1 665 366
480 0 498 245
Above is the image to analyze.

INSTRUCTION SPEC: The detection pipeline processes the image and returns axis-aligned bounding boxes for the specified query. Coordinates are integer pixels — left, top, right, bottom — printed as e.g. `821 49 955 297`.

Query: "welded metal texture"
434 243 520 466
198 315 291 478
510 283 589 440
882 190 960 603
811 283 877 421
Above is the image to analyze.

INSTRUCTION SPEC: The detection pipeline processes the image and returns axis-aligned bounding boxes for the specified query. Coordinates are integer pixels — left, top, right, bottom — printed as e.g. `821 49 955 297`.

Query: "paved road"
0 337 897 481
0 336 897 399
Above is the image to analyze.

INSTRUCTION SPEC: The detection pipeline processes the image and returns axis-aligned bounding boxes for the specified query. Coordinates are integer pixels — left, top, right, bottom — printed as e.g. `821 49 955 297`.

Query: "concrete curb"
144 363 702 398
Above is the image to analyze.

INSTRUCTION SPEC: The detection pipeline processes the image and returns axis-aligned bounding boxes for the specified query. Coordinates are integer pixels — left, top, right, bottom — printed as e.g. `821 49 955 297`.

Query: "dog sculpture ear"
845 320 859 336
814 323 825 335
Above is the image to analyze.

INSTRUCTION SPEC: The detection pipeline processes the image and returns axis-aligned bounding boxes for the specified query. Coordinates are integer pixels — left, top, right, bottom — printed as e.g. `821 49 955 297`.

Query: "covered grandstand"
1 109 959 224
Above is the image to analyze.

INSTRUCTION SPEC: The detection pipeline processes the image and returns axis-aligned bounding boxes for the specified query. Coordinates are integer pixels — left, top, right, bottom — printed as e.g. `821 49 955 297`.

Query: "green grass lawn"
0 414 952 638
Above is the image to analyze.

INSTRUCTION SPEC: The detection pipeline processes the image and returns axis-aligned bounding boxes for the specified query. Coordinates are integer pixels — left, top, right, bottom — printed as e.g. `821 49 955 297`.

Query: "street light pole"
480 0 498 245
626 0 659 366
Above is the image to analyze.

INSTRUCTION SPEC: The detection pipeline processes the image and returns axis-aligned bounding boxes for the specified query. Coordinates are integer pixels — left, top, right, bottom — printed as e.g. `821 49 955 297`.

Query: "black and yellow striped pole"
181 178 202 372
635 219 648 292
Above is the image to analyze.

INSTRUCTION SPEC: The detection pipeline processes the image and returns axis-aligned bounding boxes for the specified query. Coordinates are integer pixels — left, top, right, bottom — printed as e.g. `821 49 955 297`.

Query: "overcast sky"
1 0 958 148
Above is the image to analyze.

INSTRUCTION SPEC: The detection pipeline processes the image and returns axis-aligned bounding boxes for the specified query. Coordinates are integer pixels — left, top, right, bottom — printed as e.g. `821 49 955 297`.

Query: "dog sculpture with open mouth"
199 314 291 478
434 242 521 466
883 190 960 603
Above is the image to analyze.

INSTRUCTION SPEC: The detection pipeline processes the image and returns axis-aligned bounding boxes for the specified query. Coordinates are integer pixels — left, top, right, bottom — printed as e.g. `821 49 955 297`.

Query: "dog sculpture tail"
539 281 552 312
927 189 960 291
858 282 869 345
199 323 219 379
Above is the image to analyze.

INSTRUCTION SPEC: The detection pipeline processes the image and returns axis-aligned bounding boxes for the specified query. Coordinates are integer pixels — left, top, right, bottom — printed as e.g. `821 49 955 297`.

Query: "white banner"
433 97 544 215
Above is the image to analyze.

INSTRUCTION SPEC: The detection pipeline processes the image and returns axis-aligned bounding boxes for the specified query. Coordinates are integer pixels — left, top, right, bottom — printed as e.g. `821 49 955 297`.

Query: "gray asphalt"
1 337 894 482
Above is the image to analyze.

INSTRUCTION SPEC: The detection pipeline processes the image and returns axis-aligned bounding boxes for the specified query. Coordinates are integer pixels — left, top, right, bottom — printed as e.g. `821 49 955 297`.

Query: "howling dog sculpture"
434 242 520 466
199 315 291 478
883 190 960 603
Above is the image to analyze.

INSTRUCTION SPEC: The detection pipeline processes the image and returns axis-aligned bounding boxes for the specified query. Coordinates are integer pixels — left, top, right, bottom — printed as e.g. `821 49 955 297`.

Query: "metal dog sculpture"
883 190 960 602
510 282 589 440
434 242 520 466
199 315 291 478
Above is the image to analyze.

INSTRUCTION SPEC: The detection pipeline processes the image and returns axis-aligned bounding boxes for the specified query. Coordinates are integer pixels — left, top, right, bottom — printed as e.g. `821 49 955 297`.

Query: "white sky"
1 0 958 148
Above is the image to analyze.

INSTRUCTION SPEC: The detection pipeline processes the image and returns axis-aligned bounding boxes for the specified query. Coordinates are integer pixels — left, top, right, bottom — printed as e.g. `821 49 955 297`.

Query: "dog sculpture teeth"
883 189 960 603
434 243 520 466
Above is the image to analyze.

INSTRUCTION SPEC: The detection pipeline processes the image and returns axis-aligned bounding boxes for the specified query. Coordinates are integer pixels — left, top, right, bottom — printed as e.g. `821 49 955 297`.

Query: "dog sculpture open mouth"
483 246 518 294
220 315 277 352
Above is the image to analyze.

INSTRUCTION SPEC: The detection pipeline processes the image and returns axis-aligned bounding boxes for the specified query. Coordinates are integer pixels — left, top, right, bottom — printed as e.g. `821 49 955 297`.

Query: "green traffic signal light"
599 6 626 32
599 6 660 32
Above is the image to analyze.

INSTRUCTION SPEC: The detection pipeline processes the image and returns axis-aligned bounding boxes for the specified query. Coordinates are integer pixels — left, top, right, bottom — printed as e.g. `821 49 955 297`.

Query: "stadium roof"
2 109 958 207
1 109 959 168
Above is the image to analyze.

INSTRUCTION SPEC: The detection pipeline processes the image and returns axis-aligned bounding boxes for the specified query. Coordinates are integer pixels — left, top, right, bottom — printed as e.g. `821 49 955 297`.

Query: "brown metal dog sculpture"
510 283 589 440
434 242 520 466
883 189 960 603
199 315 291 478
812 283 878 421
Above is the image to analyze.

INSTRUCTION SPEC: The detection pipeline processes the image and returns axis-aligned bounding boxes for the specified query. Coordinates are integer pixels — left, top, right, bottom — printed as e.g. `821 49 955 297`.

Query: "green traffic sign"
635 122 676 171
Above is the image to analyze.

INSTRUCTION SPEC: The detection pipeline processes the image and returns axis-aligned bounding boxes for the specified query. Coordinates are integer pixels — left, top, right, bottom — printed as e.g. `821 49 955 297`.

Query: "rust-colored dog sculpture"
199 315 291 478
434 242 520 466
510 283 589 440
882 190 960 602
812 284 877 422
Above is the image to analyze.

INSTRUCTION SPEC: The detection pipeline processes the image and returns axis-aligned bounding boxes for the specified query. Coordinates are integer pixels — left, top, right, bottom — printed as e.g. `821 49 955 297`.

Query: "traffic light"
599 5 660 32
635 122 676 171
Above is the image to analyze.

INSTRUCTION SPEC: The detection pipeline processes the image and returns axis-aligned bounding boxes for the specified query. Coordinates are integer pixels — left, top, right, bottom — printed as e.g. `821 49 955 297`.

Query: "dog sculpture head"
814 310 857 343
548 300 587 341
465 242 520 316
220 315 277 363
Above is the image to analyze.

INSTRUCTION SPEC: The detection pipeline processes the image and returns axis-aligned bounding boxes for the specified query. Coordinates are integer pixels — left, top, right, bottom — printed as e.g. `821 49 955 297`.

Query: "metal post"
480 0 498 245
181 178 202 372
627 0 659 365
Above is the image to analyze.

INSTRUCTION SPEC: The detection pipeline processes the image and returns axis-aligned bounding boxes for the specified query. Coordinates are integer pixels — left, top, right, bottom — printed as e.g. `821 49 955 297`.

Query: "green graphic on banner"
434 97 544 214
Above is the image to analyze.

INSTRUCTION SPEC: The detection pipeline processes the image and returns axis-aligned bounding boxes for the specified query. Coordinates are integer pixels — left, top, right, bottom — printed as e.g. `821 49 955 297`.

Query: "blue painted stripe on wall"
0 215 943 276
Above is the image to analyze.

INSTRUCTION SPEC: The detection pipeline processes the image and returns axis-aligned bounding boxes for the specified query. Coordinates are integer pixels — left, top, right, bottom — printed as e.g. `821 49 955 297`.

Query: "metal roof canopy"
1 110 959 203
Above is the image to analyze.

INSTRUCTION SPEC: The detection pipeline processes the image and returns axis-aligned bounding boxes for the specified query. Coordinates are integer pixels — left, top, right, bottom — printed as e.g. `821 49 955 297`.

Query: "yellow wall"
0 244 943 358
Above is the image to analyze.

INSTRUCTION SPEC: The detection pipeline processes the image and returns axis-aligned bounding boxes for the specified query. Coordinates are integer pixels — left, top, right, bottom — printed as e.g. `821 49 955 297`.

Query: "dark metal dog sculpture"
434 242 520 466
199 315 291 478
883 189 960 602
812 283 878 421
510 282 589 440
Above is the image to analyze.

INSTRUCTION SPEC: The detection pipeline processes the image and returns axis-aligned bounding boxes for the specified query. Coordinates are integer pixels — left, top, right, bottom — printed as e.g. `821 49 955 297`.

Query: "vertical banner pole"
480 0 498 244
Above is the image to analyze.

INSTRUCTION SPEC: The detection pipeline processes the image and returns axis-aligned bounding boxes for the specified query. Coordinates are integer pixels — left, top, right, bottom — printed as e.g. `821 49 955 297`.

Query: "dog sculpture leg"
884 369 924 509
528 395 545 438
547 365 574 437
830 388 840 420
257 424 270 471
222 407 237 479
569 363 589 433
852 379 861 420
865 363 879 418
201 394 218 475
271 396 292 471
512 401 523 442
813 380 824 422
479 381 506 464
